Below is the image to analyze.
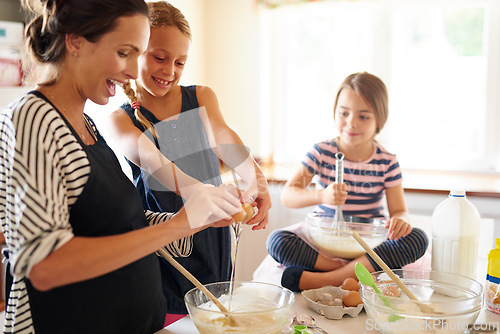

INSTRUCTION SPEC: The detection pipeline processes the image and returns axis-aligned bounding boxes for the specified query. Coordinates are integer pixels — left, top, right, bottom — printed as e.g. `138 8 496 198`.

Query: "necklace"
38 87 94 145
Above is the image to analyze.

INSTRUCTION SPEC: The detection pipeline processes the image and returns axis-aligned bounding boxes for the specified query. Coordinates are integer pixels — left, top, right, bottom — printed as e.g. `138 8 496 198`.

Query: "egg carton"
301 285 363 320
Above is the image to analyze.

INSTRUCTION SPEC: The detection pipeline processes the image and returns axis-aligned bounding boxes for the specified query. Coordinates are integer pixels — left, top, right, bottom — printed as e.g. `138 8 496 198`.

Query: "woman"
0 0 243 333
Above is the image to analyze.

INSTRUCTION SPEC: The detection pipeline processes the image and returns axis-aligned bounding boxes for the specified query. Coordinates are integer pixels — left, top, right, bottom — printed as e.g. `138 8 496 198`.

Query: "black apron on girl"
24 91 166 334
121 86 232 314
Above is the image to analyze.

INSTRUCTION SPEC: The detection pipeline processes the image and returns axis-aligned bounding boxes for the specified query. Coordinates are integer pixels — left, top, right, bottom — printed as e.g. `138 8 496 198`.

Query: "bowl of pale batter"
306 212 387 259
184 281 295 334
360 269 483 334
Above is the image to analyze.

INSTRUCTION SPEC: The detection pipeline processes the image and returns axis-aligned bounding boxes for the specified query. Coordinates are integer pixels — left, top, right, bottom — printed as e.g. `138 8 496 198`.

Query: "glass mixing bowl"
184 281 294 334
360 269 483 334
306 212 387 259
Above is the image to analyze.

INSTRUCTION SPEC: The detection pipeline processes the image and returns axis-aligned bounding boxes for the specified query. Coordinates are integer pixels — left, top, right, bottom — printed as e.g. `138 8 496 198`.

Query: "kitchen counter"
156 293 500 334
260 163 500 198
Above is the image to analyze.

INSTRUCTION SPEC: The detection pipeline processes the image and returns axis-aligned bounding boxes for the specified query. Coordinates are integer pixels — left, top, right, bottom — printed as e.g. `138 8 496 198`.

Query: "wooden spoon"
157 248 230 315
352 231 439 314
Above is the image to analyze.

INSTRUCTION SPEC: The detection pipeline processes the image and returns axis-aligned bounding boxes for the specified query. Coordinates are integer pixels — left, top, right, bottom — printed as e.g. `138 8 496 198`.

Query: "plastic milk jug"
485 238 500 314
431 190 481 280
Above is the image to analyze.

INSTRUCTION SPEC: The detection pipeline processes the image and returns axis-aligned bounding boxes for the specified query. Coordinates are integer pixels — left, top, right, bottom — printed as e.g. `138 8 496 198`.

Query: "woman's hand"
183 184 242 229
385 217 412 240
321 183 348 206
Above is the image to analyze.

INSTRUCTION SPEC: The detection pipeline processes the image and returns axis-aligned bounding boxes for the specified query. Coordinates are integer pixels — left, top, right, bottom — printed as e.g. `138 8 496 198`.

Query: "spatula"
352 231 440 314
354 262 404 322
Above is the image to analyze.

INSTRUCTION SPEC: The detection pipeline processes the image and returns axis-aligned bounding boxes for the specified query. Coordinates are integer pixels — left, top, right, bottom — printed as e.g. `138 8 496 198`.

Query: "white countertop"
156 293 500 334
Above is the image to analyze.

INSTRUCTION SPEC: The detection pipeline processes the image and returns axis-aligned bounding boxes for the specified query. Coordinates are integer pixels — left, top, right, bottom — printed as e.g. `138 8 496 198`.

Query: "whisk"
333 152 345 223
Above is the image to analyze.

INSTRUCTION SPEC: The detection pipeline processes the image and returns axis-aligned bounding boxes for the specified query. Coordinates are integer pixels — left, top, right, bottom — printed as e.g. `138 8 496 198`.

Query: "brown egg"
342 291 363 307
341 277 360 291
232 204 254 223
382 285 401 298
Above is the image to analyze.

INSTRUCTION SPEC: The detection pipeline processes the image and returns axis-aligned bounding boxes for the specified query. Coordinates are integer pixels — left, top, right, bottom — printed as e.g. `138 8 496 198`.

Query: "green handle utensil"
354 262 404 322
293 325 310 334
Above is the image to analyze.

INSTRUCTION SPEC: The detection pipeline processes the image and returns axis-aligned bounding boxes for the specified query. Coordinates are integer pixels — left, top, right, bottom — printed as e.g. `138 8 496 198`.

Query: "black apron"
24 93 166 333
121 86 231 314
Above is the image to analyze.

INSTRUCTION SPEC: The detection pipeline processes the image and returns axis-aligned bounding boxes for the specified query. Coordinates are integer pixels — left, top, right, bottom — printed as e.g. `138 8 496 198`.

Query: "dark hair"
22 0 148 84
333 72 389 134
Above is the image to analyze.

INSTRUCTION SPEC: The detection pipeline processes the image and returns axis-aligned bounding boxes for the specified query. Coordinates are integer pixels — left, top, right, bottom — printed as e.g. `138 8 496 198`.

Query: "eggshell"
332 298 343 306
342 291 363 307
341 277 360 291
318 292 334 305
382 285 401 298
301 286 363 320
232 204 254 223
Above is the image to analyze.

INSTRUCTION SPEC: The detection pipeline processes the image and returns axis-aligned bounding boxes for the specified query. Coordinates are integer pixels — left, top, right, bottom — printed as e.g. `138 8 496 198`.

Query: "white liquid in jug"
431 190 481 280
431 236 478 278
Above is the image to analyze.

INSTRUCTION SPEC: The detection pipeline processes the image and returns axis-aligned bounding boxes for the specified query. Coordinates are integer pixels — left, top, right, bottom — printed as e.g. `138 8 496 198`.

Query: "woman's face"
335 87 378 147
76 13 150 105
136 25 190 97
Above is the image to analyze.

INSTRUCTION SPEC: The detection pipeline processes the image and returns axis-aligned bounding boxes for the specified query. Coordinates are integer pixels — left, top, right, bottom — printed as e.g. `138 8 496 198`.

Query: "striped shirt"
302 139 402 218
0 93 171 334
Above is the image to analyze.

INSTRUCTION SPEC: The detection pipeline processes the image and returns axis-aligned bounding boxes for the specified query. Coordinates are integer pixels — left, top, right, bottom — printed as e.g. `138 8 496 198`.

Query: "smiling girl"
107 1 271 320
266 72 429 292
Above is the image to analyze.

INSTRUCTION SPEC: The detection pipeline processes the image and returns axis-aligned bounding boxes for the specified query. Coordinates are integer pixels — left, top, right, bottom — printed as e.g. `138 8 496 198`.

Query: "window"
259 0 500 172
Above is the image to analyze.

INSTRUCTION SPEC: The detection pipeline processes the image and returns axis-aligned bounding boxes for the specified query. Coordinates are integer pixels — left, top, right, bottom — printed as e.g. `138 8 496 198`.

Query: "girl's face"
77 14 149 105
136 26 190 97
335 87 378 148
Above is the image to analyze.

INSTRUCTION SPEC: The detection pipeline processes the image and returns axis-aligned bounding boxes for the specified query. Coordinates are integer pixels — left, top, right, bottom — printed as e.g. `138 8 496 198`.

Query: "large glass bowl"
360 269 483 334
306 212 387 259
184 281 294 334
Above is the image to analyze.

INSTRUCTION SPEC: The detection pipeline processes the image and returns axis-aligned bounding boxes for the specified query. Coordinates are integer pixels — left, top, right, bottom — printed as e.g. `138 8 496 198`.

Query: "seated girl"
266 72 428 292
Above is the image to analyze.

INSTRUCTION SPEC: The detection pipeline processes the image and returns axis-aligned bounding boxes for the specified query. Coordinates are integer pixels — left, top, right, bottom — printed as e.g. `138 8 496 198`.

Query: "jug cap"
450 189 466 197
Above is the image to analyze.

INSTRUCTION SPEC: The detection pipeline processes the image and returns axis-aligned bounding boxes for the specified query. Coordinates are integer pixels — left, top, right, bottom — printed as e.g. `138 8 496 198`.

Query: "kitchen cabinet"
0 0 26 105
0 0 24 23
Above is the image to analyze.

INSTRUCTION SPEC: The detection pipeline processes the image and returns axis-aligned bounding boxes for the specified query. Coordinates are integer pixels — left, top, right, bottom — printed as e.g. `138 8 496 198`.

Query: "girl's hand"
385 217 412 240
245 188 271 231
321 183 348 206
220 183 271 231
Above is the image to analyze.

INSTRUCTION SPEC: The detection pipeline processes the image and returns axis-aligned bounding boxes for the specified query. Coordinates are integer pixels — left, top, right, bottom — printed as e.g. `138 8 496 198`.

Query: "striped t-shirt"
0 93 172 334
302 139 403 218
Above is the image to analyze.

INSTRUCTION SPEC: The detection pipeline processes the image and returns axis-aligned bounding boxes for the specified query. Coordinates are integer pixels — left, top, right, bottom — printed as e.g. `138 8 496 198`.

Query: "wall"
166 0 207 86
0 0 24 22
169 0 263 157
203 0 262 157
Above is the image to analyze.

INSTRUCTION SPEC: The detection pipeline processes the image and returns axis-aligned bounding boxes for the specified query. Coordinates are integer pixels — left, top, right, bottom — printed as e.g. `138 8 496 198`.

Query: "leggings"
266 227 429 292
